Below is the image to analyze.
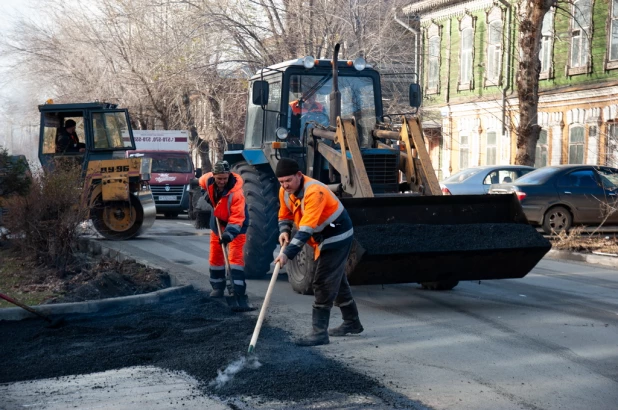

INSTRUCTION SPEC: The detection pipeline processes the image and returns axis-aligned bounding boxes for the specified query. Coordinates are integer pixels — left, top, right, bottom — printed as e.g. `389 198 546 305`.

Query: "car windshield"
444 168 482 183
513 166 559 184
597 167 618 189
150 156 192 173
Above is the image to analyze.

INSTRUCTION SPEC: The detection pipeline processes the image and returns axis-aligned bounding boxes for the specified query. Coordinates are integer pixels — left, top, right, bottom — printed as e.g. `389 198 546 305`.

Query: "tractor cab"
38 101 136 171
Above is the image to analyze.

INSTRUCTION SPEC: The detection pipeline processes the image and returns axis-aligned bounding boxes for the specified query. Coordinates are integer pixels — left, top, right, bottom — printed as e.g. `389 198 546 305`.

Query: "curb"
0 284 195 321
545 249 618 268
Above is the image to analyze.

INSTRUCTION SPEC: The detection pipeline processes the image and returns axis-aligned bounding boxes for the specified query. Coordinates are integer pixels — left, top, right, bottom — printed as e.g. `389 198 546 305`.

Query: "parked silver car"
440 165 535 195
488 165 618 233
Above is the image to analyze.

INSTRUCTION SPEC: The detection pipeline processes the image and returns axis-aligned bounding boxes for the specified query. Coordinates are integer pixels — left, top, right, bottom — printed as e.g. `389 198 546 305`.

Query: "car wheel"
542 206 572 234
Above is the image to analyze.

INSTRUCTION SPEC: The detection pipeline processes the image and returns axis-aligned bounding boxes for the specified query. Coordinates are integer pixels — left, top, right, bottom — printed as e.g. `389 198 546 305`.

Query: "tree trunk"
514 0 555 165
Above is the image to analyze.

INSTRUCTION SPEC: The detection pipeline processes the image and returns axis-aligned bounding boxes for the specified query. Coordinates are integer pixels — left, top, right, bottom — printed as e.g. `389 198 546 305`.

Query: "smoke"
209 355 261 389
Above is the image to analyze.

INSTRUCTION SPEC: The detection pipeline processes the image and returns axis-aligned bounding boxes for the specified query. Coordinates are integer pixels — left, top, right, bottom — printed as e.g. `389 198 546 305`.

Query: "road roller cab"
37 101 156 240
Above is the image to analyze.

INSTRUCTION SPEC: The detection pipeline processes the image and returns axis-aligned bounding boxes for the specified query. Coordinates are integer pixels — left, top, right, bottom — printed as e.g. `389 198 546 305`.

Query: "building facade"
403 0 618 178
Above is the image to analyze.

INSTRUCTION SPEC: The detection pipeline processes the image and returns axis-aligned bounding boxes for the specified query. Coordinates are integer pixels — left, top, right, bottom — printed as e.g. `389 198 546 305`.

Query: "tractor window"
286 74 377 147
41 113 85 154
92 111 133 149
245 76 282 149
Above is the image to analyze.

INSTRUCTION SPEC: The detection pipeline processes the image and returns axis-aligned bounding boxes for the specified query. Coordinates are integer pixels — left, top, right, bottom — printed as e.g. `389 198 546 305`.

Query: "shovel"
248 244 286 354
0 291 65 328
215 218 255 312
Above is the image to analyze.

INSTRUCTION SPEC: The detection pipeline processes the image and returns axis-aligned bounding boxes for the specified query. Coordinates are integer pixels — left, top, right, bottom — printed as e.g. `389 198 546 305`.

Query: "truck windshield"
287 74 376 147
150 156 192 173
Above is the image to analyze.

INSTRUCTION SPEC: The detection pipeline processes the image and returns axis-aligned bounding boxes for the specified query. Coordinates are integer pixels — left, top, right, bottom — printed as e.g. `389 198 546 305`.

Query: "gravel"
0 290 424 407
353 223 551 255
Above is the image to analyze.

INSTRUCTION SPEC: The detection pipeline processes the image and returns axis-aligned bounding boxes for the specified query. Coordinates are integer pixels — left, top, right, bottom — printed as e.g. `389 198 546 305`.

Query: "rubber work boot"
209 288 224 298
295 307 330 346
329 301 364 337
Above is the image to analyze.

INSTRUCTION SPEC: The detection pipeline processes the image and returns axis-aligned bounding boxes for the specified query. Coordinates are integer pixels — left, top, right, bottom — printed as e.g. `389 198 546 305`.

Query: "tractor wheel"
420 280 459 291
91 194 145 240
232 161 279 279
287 240 317 295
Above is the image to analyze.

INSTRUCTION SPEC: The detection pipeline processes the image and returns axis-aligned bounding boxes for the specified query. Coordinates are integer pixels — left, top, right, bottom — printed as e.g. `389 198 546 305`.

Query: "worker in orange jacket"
289 92 325 116
199 161 249 299
274 158 363 346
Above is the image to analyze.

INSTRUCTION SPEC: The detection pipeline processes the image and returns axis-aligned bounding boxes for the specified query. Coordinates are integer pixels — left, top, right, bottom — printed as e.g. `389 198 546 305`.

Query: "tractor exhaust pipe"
330 43 342 126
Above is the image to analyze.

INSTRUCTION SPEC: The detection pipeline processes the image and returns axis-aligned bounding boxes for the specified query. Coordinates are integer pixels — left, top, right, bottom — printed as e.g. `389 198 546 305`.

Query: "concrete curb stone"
545 249 618 268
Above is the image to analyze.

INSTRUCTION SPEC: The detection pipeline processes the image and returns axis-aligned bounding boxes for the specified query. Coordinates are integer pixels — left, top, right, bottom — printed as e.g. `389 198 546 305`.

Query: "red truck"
127 131 198 218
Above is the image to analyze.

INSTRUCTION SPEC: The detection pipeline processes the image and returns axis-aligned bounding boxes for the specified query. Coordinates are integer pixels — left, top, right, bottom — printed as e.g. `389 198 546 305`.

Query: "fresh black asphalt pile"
0 290 420 407
354 223 550 255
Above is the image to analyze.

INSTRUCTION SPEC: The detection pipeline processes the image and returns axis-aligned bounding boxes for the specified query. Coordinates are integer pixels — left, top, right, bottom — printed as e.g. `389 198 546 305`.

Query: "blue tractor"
224 45 550 293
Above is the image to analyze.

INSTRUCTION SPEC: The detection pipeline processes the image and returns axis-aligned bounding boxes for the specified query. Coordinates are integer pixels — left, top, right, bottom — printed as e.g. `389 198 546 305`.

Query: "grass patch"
0 247 62 308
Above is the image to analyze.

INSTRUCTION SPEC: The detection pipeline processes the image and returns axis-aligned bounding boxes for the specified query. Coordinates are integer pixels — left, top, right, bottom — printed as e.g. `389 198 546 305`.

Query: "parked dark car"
489 165 618 233
440 165 535 195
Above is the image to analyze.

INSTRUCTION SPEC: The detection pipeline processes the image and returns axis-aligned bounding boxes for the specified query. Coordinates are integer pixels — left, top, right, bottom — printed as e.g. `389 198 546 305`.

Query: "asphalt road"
91 215 618 410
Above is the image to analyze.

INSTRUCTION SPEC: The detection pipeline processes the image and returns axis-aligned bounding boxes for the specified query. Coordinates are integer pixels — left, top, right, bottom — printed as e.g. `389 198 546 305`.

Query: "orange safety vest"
199 172 247 235
289 99 325 116
278 175 348 258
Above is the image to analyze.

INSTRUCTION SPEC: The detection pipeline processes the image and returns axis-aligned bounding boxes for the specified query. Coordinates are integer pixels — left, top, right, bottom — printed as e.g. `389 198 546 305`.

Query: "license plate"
158 195 177 201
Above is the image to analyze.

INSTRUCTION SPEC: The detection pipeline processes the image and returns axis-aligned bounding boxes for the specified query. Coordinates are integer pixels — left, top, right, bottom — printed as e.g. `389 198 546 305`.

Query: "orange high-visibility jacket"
289 99 325 116
278 175 353 260
199 172 248 237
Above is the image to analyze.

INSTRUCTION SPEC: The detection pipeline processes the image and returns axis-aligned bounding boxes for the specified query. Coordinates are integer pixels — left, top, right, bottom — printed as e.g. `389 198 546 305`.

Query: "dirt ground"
0 244 170 307
0 289 426 409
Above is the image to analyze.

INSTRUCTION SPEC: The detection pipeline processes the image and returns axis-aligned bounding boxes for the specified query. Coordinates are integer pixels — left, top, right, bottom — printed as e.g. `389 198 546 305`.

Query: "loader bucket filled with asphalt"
342 194 551 286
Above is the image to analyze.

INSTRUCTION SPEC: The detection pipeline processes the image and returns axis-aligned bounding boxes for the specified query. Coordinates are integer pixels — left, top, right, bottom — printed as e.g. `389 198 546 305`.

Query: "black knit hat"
65 119 76 128
275 158 300 177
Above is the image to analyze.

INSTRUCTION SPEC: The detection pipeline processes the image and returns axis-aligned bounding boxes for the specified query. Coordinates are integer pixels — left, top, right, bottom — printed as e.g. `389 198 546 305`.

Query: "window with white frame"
427 35 440 93
486 21 502 83
486 131 497 165
539 11 554 78
608 0 618 68
460 133 470 169
535 129 549 167
608 123 618 166
569 0 592 73
461 28 474 86
569 125 585 164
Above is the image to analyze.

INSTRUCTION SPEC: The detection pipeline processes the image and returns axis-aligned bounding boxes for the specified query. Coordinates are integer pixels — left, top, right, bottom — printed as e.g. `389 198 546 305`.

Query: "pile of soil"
0 245 170 307
0 290 423 408
354 223 550 255
51 259 171 303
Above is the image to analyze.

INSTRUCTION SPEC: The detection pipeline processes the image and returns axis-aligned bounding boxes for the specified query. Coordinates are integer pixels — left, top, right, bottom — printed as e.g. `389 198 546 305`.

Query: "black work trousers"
312 239 354 309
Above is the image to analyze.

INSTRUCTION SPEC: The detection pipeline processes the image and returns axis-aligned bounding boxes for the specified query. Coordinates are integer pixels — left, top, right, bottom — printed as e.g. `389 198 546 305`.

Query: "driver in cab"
289 92 325 116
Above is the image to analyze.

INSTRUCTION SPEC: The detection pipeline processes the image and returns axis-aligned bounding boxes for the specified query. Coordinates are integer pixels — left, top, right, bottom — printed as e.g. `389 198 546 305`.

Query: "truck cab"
126 149 194 218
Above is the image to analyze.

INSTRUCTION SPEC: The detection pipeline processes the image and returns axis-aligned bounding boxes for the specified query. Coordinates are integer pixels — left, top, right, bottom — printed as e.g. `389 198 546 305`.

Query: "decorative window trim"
484 6 504 87
566 0 593 76
425 23 442 95
605 0 618 69
458 13 476 91
539 9 555 80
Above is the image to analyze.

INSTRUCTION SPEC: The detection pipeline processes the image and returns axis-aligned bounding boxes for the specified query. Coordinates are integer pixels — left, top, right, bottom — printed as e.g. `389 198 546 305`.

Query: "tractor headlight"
353 57 366 71
303 56 315 69
276 127 289 140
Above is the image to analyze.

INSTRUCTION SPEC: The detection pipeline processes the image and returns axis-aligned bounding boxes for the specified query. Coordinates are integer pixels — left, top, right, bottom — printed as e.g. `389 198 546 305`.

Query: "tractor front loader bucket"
343 194 551 286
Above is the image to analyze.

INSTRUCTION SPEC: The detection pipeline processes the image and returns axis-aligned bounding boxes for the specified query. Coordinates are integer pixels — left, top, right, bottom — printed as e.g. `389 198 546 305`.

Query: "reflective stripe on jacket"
278 175 353 260
198 172 248 237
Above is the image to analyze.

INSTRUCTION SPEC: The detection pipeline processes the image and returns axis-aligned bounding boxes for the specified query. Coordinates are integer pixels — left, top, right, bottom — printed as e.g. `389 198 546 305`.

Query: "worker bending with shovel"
199 161 252 311
274 158 363 346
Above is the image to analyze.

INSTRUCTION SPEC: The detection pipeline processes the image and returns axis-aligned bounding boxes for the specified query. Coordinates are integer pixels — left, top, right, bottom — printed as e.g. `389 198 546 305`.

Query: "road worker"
274 158 363 346
198 161 249 301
